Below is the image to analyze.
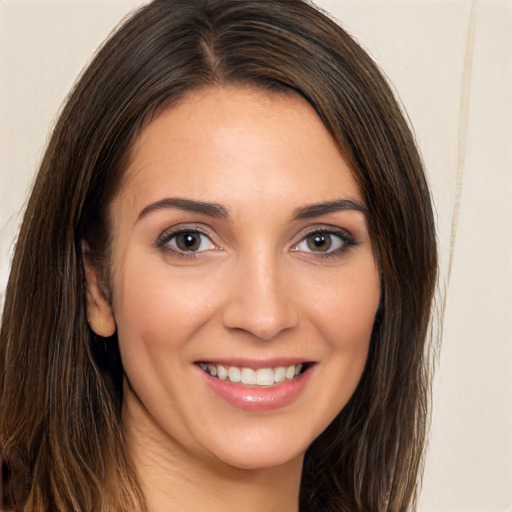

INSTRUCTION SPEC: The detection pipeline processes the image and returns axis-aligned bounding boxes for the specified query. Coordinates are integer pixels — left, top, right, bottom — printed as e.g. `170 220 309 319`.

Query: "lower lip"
198 366 314 411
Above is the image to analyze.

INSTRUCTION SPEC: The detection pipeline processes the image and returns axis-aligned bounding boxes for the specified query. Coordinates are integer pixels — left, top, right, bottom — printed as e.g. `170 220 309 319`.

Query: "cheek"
306 263 380 350
111 256 220 355
306 263 379 423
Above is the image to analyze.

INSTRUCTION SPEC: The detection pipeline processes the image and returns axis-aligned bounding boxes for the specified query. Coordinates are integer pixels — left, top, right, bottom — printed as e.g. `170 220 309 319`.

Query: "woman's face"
87 86 380 470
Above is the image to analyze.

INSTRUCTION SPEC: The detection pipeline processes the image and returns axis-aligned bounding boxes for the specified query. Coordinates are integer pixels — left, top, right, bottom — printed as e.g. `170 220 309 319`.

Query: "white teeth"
256 368 275 386
228 366 241 383
200 362 305 386
274 366 286 383
217 364 228 380
241 368 257 385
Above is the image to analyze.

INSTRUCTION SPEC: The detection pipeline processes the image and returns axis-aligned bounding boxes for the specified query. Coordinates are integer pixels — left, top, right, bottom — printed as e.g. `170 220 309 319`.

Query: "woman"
0 1 438 511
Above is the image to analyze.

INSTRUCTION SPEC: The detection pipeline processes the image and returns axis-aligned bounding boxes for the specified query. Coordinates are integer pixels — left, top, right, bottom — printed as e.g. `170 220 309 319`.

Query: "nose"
222 254 299 341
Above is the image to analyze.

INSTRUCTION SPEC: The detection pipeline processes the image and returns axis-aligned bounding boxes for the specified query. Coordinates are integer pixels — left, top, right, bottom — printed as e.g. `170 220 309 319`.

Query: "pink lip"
197 357 310 369
197 364 314 412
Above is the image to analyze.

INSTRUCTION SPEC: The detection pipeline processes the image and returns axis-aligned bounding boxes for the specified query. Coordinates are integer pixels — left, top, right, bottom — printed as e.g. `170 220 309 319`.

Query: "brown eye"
175 232 202 251
165 230 215 253
306 233 332 252
293 229 355 257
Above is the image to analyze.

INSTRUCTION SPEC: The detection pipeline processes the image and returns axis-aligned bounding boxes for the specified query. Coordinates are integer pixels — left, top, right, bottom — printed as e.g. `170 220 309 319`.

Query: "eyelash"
155 225 357 259
292 227 356 259
155 225 219 258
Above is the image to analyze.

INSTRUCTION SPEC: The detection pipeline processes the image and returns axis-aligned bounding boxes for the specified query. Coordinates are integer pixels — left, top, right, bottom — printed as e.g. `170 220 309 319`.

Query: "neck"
122 385 303 512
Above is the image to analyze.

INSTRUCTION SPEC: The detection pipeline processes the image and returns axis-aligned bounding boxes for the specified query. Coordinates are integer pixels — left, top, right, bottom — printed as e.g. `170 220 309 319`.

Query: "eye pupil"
307 233 331 252
176 232 201 251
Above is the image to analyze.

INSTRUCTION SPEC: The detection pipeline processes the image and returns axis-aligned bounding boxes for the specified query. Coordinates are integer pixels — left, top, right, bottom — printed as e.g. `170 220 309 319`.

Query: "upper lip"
194 358 315 369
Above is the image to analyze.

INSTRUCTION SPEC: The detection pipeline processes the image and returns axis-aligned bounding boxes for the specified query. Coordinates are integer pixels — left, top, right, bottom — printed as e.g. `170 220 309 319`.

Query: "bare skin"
85 86 380 511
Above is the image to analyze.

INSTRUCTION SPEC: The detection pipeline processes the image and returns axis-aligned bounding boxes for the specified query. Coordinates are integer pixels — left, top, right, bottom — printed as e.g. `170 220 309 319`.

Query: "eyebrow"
292 199 367 220
137 197 229 221
136 196 366 223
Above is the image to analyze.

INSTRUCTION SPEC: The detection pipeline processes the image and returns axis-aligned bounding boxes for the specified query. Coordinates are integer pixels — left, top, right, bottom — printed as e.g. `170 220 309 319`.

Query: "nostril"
222 302 299 341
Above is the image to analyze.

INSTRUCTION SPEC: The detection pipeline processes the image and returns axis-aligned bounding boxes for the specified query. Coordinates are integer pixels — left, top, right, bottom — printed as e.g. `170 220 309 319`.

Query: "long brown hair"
0 1 438 510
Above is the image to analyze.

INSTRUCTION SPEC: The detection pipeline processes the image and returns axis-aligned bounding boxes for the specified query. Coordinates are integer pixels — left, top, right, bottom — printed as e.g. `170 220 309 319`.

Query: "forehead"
115 85 361 219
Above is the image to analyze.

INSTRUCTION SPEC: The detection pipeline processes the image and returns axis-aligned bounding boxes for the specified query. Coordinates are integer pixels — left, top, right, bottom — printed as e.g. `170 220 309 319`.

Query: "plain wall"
1 1 511 510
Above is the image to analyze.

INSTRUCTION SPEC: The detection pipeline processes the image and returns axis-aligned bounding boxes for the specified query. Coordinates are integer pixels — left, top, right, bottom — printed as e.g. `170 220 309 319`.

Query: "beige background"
1 0 511 510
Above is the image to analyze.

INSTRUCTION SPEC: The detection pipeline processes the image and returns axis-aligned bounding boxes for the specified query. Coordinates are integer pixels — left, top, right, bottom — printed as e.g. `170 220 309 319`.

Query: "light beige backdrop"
1 1 511 510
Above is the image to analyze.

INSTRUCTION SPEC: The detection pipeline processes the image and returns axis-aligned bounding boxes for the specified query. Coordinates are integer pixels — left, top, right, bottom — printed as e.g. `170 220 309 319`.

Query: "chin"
214 446 305 472
201 423 311 472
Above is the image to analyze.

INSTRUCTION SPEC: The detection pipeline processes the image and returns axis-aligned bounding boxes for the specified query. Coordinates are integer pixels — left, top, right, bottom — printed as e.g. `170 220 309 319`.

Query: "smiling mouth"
197 362 308 387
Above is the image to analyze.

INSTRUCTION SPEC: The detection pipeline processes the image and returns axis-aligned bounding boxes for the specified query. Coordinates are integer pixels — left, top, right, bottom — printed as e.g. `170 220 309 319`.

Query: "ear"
82 241 116 337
